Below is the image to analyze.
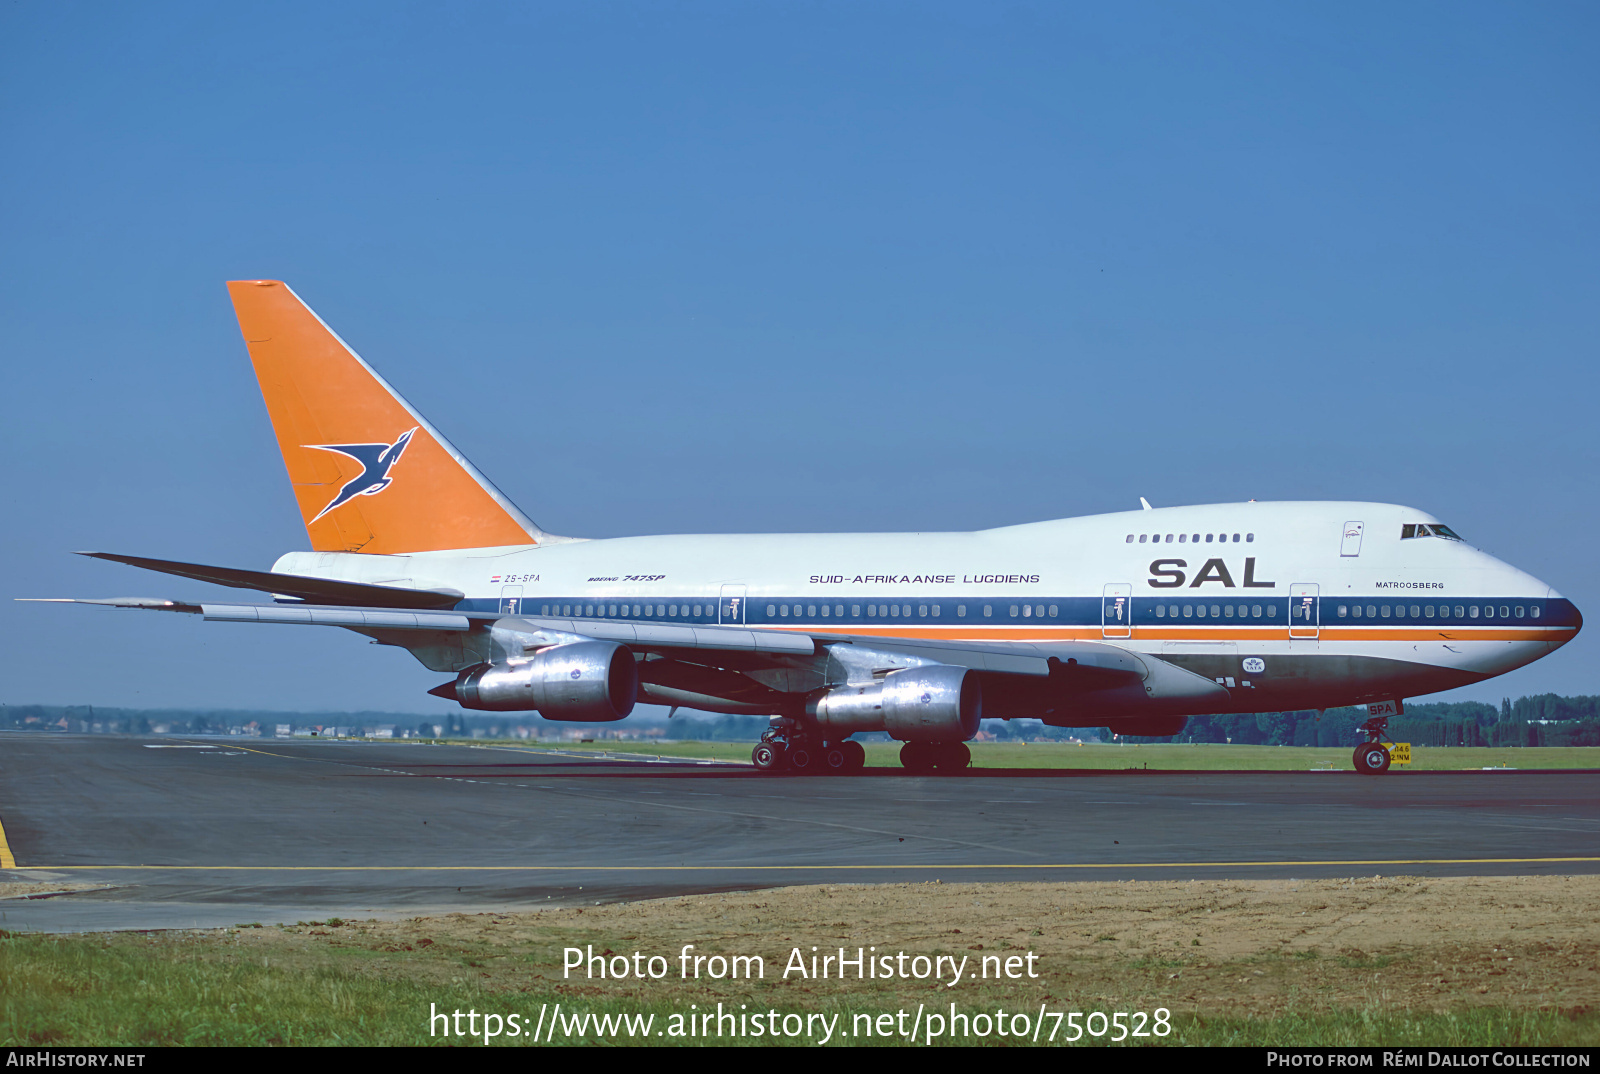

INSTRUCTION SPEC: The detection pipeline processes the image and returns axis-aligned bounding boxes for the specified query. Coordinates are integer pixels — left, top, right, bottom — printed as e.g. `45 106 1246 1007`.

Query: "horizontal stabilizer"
78 551 464 609
16 597 201 612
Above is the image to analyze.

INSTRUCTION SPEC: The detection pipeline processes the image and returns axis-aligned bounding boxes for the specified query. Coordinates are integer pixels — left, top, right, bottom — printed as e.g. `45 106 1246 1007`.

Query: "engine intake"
445 640 638 720
806 664 981 742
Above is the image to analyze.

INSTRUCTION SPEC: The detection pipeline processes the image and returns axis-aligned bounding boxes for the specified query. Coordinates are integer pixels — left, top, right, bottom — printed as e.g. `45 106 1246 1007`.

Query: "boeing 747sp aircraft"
37 282 1582 774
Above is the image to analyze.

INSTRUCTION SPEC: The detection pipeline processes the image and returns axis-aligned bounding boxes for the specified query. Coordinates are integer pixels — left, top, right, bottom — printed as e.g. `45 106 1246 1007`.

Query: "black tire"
935 742 971 771
823 746 848 771
752 742 785 771
899 741 935 773
841 740 867 771
1353 743 1391 774
788 745 815 772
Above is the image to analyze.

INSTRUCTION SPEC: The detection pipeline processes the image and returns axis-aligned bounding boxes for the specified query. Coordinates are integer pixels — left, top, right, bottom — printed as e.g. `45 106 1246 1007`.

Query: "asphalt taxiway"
2 734 1596 931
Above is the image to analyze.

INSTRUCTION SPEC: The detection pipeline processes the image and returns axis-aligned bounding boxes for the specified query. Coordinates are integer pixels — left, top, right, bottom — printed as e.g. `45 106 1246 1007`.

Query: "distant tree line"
6 693 1600 746
1114 695 1600 747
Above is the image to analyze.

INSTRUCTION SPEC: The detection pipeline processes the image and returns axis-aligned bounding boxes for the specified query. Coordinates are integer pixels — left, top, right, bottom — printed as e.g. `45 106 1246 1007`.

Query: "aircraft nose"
1543 585 1580 650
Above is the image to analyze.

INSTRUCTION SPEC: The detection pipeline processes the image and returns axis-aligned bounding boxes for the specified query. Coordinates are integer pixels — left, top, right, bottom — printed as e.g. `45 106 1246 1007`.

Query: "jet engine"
437 640 639 720
806 665 981 742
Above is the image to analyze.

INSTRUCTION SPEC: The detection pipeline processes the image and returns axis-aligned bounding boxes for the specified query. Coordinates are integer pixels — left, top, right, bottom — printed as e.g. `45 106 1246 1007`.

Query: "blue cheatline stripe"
451 596 1577 631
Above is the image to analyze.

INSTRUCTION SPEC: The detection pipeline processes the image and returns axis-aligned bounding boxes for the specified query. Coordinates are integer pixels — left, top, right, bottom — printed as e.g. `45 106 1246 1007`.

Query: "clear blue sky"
2 2 1596 714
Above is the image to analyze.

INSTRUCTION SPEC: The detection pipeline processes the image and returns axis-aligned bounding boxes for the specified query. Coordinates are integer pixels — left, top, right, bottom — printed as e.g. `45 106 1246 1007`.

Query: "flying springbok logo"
305 427 418 523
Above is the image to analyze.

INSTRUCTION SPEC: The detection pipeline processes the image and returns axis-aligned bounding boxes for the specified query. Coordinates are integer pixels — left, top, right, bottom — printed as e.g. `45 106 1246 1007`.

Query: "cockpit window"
1402 523 1463 541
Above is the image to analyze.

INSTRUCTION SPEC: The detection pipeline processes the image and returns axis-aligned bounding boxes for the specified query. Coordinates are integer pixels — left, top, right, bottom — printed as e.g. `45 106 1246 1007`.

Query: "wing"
30 596 1227 723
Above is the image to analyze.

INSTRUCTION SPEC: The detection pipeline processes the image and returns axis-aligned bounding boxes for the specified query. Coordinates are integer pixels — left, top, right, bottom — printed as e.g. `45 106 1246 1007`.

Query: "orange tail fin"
227 280 549 554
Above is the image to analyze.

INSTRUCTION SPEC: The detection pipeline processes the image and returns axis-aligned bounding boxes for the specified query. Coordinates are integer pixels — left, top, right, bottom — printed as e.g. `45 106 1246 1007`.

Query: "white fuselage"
276 501 1578 715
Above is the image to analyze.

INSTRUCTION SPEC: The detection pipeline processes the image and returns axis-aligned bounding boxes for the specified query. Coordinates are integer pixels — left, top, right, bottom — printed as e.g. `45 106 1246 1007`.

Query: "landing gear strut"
1353 715 1393 775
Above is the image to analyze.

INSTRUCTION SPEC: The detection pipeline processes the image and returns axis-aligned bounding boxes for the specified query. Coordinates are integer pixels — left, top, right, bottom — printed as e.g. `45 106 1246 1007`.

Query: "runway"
2 734 1596 932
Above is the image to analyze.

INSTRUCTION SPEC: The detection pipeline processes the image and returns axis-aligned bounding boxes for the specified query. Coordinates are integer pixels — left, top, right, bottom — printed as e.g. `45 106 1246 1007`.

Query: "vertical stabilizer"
227 280 550 554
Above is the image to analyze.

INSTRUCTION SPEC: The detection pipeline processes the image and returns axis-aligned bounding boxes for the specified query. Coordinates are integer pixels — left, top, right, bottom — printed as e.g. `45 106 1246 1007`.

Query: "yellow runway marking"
25 856 1600 872
0 816 15 869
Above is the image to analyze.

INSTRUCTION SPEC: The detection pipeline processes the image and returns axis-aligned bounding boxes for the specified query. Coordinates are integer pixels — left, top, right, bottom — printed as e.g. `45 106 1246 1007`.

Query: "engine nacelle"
451 641 638 720
806 665 981 742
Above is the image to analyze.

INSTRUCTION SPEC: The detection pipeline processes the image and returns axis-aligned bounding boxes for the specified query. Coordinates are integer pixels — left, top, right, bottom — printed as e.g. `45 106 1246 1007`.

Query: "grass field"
4 876 1596 1047
459 739 1600 772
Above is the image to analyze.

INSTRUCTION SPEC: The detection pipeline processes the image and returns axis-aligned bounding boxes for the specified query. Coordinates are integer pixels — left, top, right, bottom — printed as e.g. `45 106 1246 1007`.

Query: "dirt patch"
217 874 1600 1019
0 880 110 901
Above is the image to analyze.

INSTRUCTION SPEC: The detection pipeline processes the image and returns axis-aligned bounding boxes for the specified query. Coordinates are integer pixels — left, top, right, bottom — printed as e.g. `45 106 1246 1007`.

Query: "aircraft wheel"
841 740 867 772
823 745 849 771
1353 743 1391 775
899 741 936 773
788 744 816 772
934 742 971 771
752 742 786 772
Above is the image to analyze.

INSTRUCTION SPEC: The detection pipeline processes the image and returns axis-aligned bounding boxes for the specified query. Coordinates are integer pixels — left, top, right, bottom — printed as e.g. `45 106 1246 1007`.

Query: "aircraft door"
499 585 523 615
1341 521 1365 557
1102 583 1133 639
719 585 746 625
1289 583 1319 639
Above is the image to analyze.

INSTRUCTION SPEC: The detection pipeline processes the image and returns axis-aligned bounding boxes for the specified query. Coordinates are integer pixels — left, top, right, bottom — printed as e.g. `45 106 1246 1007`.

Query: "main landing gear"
752 728 865 774
899 741 971 773
1353 715 1393 775
749 723 974 775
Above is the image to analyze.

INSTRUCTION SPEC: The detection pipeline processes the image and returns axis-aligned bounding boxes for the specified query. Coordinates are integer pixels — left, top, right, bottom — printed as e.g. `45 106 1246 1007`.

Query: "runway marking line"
24 856 1600 872
0 815 14 868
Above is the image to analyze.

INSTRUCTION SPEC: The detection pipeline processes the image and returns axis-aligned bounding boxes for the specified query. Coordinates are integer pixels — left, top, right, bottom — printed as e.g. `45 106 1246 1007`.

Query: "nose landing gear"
1353 715 1394 775
1353 742 1392 774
